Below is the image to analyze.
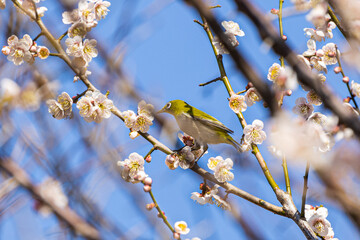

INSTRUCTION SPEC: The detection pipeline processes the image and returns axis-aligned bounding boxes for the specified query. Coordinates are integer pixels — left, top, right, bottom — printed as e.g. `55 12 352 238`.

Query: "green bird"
158 100 240 152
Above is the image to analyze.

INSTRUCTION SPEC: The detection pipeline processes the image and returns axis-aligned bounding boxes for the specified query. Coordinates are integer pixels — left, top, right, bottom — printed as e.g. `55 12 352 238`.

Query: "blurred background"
1 0 360 239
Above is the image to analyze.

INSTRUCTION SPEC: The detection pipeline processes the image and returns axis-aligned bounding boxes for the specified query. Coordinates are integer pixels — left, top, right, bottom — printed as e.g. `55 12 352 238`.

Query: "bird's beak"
157 107 166 114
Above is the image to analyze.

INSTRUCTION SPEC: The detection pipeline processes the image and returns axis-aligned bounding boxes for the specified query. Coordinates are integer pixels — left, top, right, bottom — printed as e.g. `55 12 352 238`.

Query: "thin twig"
199 77 222 86
301 160 310 218
334 45 359 109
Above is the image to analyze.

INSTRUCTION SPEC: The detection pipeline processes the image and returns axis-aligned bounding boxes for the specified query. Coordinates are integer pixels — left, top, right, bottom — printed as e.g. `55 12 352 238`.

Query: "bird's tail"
228 137 241 152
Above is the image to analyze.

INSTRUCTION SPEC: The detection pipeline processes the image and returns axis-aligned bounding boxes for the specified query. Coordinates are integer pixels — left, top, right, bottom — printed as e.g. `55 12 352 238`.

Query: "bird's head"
158 100 189 116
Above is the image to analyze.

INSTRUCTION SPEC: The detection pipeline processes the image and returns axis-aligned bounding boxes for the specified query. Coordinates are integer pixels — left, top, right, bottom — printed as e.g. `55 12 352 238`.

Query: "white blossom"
229 94 247 113
244 87 261 106
213 157 234 183
243 120 266 145
174 221 190 235
221 20 245 37
46 92 73 120
351 80 360 97
76 90 113 123
94 0 111 20
82 39 98 63
292 97 314 119
6 34 33 65
321 43 338 65
305 205 334 238
117 152 145 183
122 100 154 133
65 36 83 57
307 89 322 106
213 32 238 55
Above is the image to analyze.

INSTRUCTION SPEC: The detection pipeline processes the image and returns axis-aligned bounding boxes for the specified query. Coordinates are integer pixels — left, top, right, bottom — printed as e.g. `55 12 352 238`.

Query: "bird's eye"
166 102 171 109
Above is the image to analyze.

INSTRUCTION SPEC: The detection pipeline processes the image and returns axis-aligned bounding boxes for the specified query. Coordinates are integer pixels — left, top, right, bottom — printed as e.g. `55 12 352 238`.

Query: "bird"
158 100 240 153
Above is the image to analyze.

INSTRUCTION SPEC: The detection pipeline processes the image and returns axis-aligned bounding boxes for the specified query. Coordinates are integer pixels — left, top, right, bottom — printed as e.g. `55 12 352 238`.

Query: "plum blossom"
37 46 50 59
191 184 219 205
209 156 234 183
267 64 298 90
174 221 190 235
208 156 224 171
243 120 267 145
165 154 179 170
310 56 327 72
229 94 247 113
307 89 322 106
351 80 360 97
221 21 245 37
213 32 238 55
117 152 146 183
267 63 282 82
305 205 335 239
122 100 154 133
5 34 33 65
93 0 111 20
82 39 98 62
245 87 261 106
303 39 317 57
76 90 113 123
66 36 83 57
292 97 314 119
321 43 338 65
46 92 73 120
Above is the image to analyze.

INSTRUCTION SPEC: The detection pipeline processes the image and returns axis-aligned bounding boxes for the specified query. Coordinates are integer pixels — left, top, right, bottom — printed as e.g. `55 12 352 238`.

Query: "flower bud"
270 8 279 14
285 89 292 96
342 76 349 83
328 52 336 58
173 232 181 239
145 155 152 163
334 66 341 74
344 97 351 103
129 131 139 139
144 177 152 186
143 185 151 192
2 46 10 55
282 35 287 41
157 211 166 218
146 203 155 211
246 82 253 90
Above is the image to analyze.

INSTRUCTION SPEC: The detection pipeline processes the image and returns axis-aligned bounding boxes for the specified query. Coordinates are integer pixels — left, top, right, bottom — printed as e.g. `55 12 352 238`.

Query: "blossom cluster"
305 205 338 239
122 100 154 137
164 133 205 170
46 92 73 119
228 88 262 114
239 119 267 152
62 0 110 76
213 20 245 55
76 90 114 123
207 156 234 183
117 152 147 183
2 34 50 65
191 183 231 211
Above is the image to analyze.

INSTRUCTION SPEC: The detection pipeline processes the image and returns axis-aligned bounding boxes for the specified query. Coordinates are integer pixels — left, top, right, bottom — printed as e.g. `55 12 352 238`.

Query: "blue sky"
1 0 359 239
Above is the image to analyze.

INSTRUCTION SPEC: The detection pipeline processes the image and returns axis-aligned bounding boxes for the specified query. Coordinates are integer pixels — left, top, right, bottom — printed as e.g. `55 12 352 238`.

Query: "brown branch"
0 157 100 240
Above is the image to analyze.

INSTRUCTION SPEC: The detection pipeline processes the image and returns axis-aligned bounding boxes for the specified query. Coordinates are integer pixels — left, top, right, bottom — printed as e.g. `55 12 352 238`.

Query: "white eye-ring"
166 102 171 109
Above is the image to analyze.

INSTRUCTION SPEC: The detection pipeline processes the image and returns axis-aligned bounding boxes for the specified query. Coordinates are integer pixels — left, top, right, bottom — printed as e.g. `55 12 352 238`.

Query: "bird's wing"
190 114 234 134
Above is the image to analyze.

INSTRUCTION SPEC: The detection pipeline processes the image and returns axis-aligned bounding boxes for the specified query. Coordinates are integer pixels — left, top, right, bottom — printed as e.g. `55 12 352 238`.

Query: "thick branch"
0 158 100 240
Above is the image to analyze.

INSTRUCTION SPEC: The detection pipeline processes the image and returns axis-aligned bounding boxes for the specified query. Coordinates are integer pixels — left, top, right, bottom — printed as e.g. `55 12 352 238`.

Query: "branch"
0 157 100 240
